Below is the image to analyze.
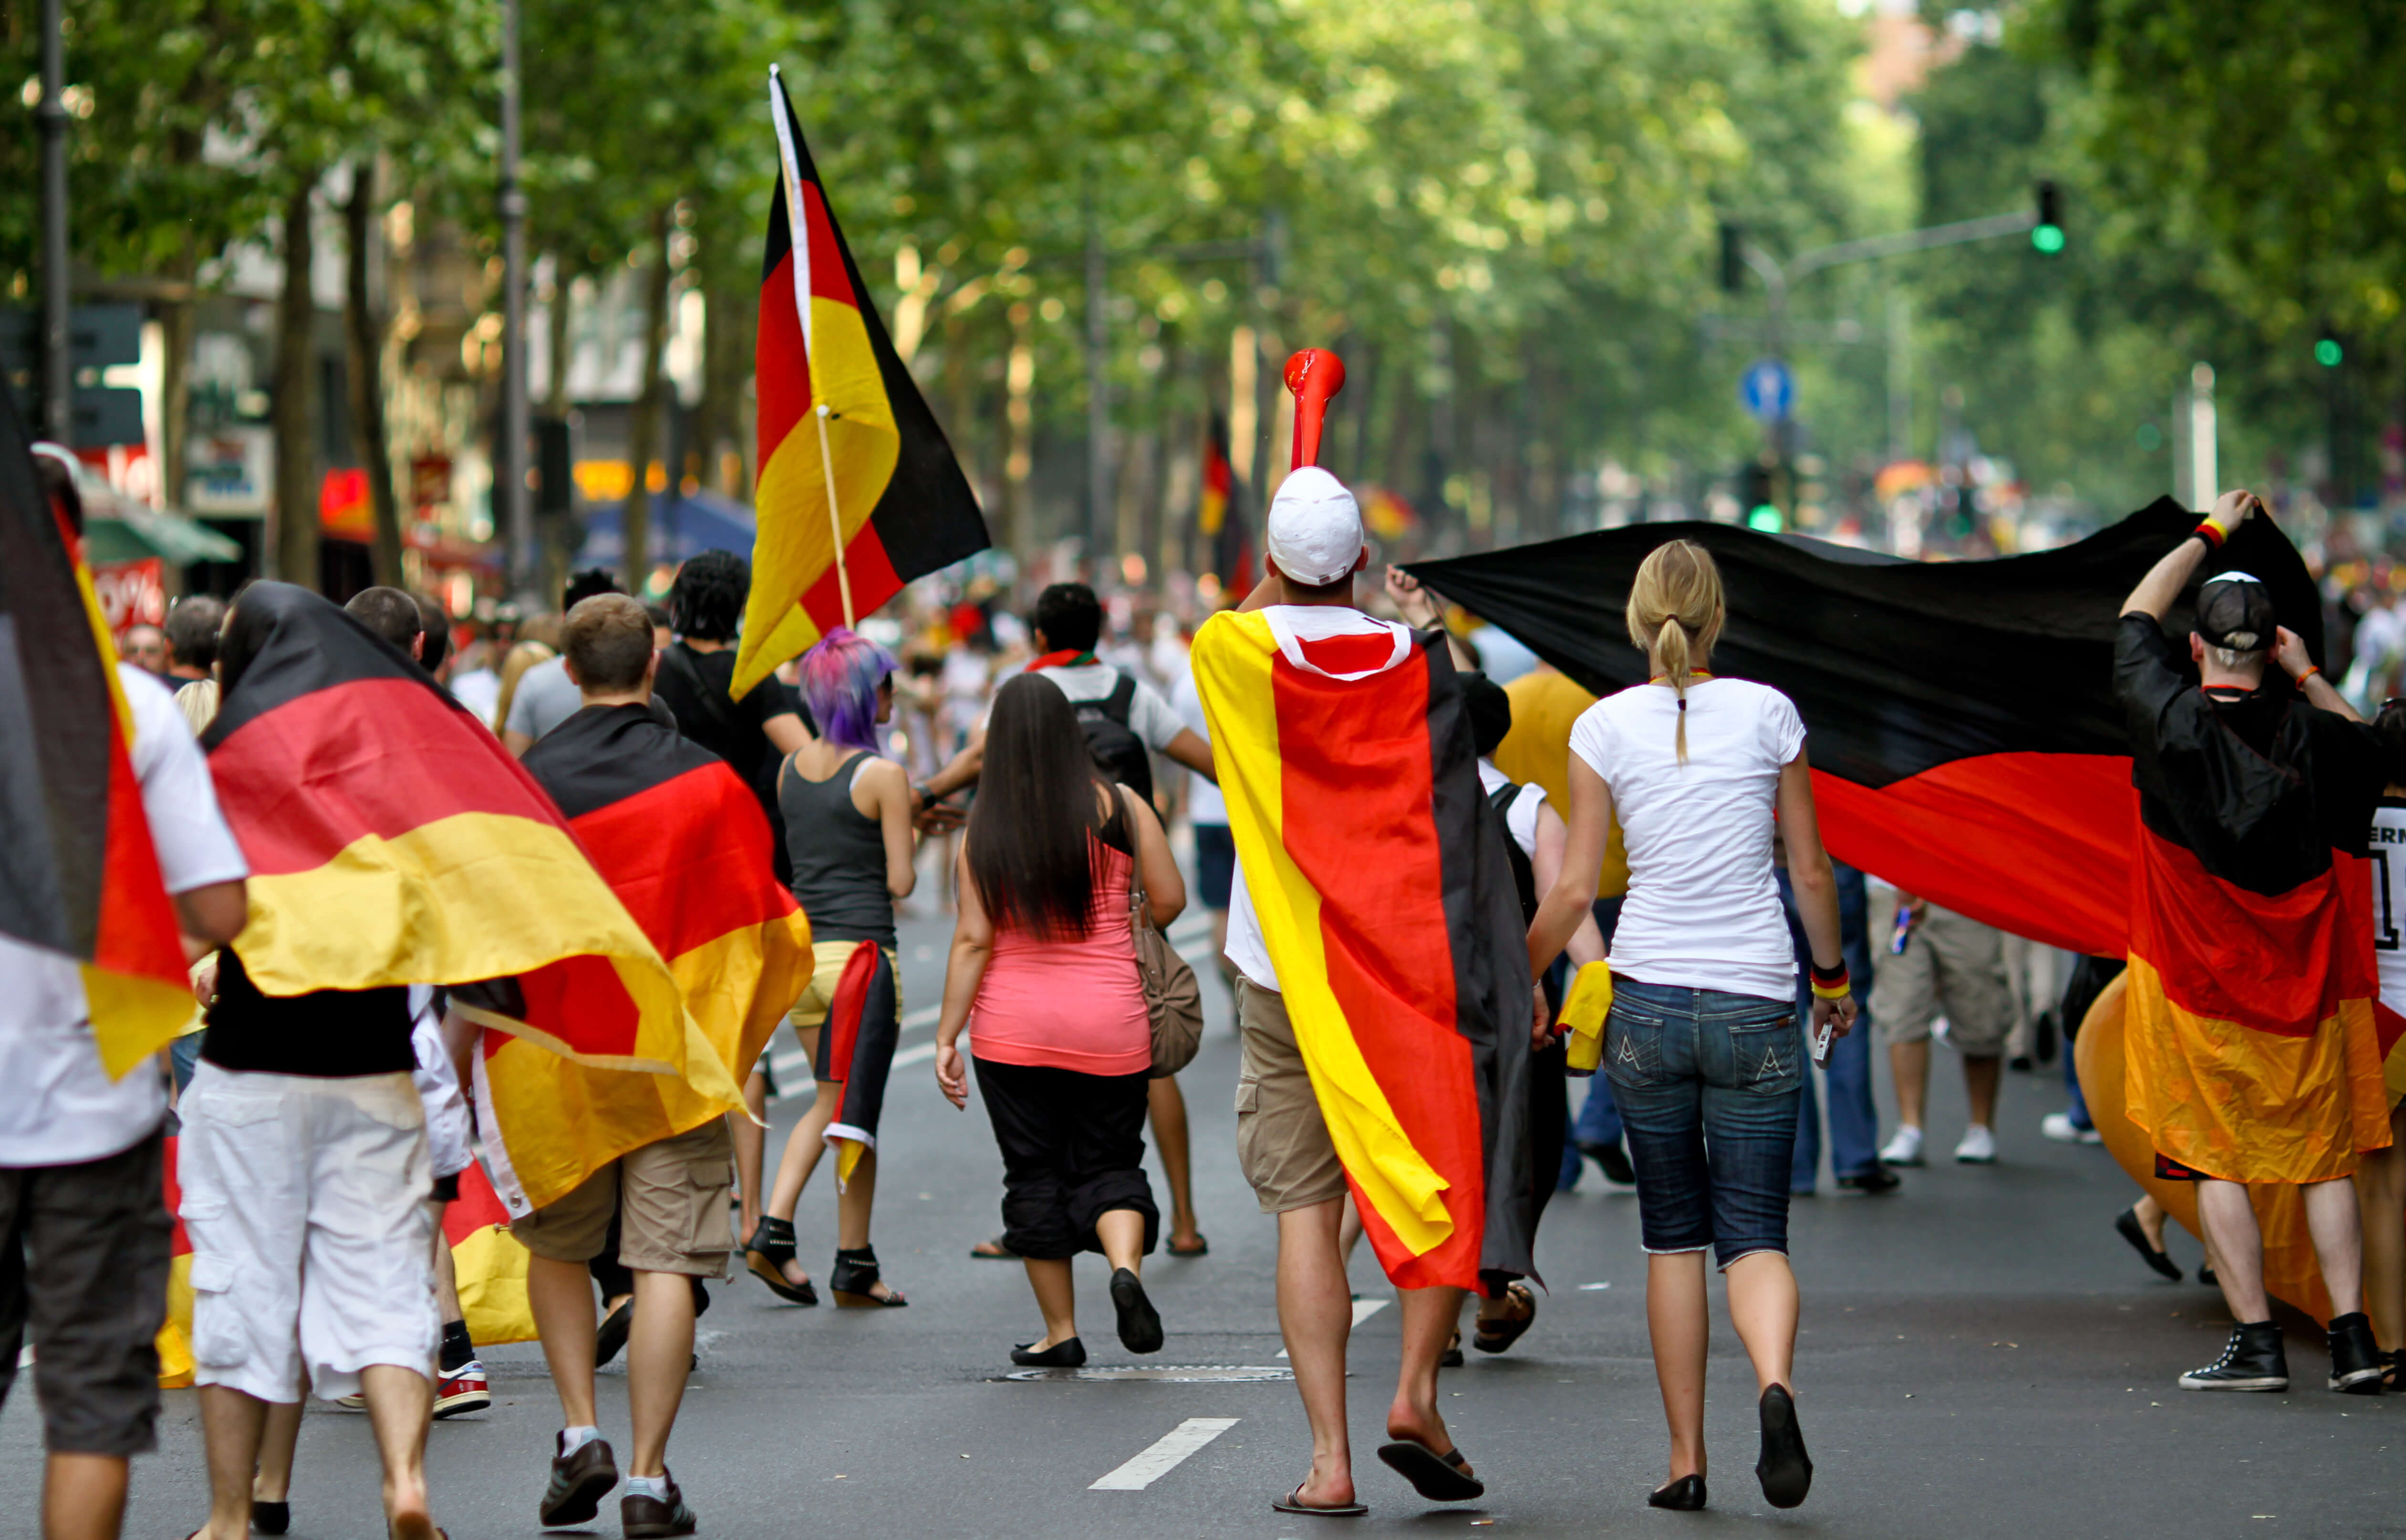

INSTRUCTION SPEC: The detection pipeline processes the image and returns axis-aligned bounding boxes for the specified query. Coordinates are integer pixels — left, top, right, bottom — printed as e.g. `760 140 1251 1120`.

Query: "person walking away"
2 443 249 1540
742 628 918 1308
503 569 622 754
2355 700 2406 1388
1778 858 1893 1194
1869 893 2014 1167
2114 491 2390 1394
1525 537 1857 1512
931 673 1180 1364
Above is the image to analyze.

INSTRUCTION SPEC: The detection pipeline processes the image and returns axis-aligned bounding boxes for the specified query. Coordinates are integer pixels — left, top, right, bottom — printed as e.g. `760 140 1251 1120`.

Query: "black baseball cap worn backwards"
2195 571 2277 653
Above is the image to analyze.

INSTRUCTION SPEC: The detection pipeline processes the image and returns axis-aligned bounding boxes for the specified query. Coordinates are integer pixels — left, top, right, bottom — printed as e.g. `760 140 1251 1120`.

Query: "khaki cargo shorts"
511 1116 735 1278
1869 892 2013 1057
1234 980 1349 1213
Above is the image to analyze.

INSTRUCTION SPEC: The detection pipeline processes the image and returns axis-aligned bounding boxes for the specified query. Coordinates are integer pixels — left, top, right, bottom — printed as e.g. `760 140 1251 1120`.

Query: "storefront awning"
83 507 245 566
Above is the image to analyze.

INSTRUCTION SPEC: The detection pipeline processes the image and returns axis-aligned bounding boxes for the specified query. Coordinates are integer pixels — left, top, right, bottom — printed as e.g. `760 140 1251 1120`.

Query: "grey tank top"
779 751 896 947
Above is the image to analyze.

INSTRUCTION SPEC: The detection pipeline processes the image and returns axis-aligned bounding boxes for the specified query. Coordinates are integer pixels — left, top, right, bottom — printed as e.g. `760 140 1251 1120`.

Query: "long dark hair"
968 673 1110 939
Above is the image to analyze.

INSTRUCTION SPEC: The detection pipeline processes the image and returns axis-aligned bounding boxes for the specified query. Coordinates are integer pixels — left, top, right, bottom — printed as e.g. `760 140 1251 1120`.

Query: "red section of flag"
801 523 902 635
2130 826 2370 1038
569 763 798 961
90 705 186 992
818 941 880 1089
799 183 860 311
756 247 810 459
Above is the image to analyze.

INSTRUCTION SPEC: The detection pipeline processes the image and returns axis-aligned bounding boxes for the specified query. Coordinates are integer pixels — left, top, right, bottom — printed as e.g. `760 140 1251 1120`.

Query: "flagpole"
815 403 854 629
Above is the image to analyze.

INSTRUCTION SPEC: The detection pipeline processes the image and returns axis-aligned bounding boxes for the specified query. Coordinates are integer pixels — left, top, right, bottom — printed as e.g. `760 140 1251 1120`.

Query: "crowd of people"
7 445 2406 1540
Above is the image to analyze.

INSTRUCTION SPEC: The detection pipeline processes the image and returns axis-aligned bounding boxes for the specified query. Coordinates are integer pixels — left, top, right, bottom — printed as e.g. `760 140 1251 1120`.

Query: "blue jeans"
1777 864 1879 1188
1605 979 1804 1268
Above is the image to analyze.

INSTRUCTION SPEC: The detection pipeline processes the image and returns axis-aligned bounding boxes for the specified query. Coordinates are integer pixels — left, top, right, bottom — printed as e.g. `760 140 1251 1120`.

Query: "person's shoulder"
1711 676 1797 714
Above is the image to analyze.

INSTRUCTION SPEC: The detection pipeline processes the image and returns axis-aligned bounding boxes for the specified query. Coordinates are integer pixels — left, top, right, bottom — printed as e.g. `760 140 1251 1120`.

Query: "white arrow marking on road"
1276 1296 1388 1357
1088 1416 1241 1491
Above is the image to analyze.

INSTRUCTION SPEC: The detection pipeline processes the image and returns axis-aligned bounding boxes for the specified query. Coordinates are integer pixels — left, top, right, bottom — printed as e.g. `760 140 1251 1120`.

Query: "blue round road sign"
1740 358 1794 423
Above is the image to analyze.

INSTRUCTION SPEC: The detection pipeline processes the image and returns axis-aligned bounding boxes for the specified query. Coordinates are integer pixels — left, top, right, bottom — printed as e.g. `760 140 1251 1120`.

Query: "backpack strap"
1098 671 1138 724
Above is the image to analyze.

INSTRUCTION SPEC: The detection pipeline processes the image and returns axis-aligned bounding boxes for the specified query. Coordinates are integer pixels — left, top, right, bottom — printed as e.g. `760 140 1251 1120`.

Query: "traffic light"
2315 333 2344 368
1719 222 1745 294
2031 181 2064 253
1739 461 1780 530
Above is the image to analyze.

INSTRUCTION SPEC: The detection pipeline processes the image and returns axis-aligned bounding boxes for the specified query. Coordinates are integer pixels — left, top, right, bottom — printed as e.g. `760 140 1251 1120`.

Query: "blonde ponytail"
1626 539 1725 765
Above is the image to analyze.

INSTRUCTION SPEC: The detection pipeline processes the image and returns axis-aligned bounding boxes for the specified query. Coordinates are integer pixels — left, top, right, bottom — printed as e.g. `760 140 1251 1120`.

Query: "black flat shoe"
1010 1336 1087 1367
252 1499 291 1535
1110 1267 1163 1354
2113 1207 2182 1282
1647 1475 1706 1510
1755 1384 1813 1509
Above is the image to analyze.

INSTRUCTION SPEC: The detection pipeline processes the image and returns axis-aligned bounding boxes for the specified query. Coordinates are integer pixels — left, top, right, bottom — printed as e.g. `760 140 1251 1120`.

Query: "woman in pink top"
934 674 1187 1366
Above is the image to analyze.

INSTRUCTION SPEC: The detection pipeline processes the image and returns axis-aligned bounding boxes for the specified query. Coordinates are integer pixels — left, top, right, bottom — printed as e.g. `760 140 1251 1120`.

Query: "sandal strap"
746 1218 797 1258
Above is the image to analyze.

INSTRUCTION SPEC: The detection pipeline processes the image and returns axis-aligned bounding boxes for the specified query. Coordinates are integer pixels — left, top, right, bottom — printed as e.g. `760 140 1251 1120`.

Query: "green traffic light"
1746 505 1784 533
2031 224 2065 254
2315 338 2343 367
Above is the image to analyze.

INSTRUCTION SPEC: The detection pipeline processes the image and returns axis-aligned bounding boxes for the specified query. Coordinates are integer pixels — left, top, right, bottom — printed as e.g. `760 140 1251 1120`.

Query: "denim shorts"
1604 978 1803 1269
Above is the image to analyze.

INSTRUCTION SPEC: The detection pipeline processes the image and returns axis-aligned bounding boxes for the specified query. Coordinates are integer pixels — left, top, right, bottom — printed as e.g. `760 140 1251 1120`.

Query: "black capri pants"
973 1059 1158 1261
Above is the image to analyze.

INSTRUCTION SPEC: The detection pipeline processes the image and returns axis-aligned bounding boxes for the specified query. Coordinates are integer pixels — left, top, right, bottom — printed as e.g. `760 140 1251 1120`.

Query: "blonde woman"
1525 539 1856 1514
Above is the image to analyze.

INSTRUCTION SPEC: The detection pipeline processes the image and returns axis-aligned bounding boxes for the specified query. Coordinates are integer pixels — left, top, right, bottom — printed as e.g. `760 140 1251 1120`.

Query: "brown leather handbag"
1128 858 1204 1077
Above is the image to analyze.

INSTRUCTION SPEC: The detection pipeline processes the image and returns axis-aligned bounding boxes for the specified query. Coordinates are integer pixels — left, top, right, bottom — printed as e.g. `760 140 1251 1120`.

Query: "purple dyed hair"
797 627 898 752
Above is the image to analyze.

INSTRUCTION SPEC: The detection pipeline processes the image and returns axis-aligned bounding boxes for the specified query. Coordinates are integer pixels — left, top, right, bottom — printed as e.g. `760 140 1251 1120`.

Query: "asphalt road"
5 862 2399 1539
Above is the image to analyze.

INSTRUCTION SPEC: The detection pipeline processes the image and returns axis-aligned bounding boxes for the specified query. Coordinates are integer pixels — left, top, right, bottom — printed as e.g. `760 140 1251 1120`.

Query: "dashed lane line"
1088 1416 1241 1491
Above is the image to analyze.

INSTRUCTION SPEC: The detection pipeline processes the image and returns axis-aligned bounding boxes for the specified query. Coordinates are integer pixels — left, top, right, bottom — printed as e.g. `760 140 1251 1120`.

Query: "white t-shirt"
1172 671 1225 827
994 661 1187 753
1477 760 1545 858
0 666 250 1167
1566 677 1804 1003
449 665 501 726
2372 802 2406 1020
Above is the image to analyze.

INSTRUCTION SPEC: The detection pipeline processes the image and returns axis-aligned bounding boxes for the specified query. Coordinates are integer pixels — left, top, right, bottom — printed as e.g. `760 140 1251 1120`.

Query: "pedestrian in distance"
1525 537 1856 1513
932 672 1182 1366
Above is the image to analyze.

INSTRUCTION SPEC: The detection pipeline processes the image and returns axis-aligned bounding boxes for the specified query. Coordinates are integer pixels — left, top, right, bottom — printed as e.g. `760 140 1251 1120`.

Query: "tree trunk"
544 264 573 416
272 171 321 589
158 245 197 513
344 158 404 588
619 207 675 595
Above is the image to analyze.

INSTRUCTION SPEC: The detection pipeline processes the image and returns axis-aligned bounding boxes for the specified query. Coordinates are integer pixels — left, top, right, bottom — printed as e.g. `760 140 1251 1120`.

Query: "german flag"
201 583 686 1074
1190 606 1534 1290
0 392 188 1076
732 68 988 699
1196 413 1255 598
470 703 814 1215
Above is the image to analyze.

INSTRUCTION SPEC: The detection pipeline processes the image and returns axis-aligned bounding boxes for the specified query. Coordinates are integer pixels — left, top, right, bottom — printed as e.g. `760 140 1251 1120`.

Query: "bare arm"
2123 490 2259 619
174 879 248 951
1384 567 1477 672
932 846 993 1109
2274 626 2363 723
921 720 985 801
1162 727 1216 784
1122 785 1187 929
502 727 536 757
1530 802 1607 968
1775 749 1858 1039
763 711 815 756
859 757 920 900
1528 755 1611 976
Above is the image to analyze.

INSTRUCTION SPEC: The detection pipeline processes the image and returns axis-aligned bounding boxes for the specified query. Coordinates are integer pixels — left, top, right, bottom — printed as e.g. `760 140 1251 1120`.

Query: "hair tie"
1677 697 1687 711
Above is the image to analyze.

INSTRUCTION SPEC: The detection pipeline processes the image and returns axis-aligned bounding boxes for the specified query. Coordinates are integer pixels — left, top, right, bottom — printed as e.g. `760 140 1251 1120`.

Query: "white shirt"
1477 759 1545 858
0 666 250 1167
2372 803 2406 1020
1172 671 1225 827
993 660 1187 752
1567 677 1804 1003
449 665 501 726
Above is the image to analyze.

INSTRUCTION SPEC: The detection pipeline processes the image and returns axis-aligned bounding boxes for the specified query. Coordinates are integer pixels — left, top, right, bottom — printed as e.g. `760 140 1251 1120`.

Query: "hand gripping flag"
200 583 687 1076
1190 349 1534 1292
469 704 815 1214
0 392 188 1075
734 68 988 698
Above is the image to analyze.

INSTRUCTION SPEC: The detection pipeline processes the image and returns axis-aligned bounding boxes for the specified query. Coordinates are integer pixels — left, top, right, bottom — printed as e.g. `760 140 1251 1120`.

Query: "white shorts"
177 1064 439 1404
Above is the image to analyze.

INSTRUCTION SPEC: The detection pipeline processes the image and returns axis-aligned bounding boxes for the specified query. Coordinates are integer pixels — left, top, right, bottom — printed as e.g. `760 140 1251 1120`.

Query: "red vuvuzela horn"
1283 349 1347 470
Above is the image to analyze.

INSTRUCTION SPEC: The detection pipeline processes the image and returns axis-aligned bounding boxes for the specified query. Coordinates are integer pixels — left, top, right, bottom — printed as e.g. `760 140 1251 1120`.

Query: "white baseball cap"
1265 467 1365 588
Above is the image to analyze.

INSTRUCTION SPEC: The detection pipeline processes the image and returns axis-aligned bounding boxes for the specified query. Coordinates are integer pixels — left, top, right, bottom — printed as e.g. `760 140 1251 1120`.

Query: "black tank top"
780 750 897 947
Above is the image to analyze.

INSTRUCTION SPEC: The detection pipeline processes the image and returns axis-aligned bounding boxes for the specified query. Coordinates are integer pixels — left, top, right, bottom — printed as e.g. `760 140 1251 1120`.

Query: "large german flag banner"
1190 605 1534 1291
732 68 988 699
201 583 686 1072
470 703 814 1215
1195 413 1255 598
0 393 188 1075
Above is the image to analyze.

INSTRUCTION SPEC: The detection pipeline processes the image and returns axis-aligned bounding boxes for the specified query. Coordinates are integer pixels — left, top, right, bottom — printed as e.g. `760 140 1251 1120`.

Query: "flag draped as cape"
0 393 188 1075
734 69 988 698
472 704 814 1213
1191 606 1534 1290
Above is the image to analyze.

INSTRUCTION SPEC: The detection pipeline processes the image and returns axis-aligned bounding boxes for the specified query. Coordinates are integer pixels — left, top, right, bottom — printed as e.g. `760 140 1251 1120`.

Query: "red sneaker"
433 1360 490 1419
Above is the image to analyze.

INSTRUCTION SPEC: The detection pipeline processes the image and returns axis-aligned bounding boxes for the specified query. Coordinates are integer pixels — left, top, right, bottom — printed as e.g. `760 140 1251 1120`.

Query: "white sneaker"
1878 1125 1925 1167
2041 1112 2102 1145
1955 1124 1998 1164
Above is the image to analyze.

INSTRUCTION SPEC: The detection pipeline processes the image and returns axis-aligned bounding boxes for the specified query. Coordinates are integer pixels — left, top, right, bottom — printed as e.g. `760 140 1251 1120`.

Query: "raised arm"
2122 490 2260 620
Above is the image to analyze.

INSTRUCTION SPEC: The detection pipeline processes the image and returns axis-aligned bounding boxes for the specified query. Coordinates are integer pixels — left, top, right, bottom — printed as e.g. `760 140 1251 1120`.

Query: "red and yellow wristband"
2193 519 2227 549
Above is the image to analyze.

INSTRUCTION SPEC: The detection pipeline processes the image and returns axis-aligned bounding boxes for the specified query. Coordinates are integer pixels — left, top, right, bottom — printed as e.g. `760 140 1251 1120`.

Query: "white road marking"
1089 1416 1241 1490
1275 1297 1388 1357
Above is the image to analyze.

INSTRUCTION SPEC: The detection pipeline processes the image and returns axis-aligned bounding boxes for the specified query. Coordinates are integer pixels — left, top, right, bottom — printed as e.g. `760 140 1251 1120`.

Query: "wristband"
2192 519 2227 549
2294 665 2320 686
1808 960 1851 1001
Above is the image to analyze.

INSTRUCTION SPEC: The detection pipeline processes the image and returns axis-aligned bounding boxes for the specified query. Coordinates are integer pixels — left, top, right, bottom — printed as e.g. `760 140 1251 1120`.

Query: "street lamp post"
499 0 533 597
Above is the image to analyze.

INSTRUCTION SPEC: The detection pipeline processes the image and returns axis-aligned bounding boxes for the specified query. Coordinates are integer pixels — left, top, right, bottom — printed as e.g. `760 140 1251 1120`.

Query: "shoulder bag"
1127 851 1205 1077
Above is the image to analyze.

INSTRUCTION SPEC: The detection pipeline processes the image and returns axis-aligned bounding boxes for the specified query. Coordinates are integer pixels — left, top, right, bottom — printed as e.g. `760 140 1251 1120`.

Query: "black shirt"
200 947 416 1078
653 642 818 878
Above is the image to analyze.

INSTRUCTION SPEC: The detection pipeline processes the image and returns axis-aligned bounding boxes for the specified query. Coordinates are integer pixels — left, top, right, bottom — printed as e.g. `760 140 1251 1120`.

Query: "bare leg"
1210 909 1234 995
2299 1175 2365 1319
1094 1209 1145 1275
1385 1285 1469 1464
41 1453 128 1540
2358 1108 2406 1349
254 1396 303 1504
734 1071 768 1241
2133 1193 2169 1251
1336 1193 1364 1271
196 1385 270 1540
833 1146 900 1302
358 1364 433 1535
1889 1040 1929 1132
432 1222 462 1327
1022 1257 1079 1348
1725 1251 1800 1393
525 1253 600 1429
1147 1077 1201 1248
1646 1251 1711 1484
1277 1199 1355 1510
625 1270 695 1478
1962 1054 2002 1129
2196 1178 2271 1321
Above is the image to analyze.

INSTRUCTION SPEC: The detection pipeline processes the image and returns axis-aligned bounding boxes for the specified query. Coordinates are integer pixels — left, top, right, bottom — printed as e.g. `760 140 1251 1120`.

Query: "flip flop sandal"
969 1235 1017 1260
1472 1282 1536 1354
743 1218 819 1305
1272 1483 1368 1517
1377 1436 1484 1502
1166 1233 1210 1257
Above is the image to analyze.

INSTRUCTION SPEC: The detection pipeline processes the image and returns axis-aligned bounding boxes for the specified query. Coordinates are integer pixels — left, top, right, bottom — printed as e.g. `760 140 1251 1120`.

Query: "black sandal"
1472 1282 1536 1354
2112 1207 2182 1282
1375 1435 1484 1501
830 1245 907 1307
743 1218 818 1305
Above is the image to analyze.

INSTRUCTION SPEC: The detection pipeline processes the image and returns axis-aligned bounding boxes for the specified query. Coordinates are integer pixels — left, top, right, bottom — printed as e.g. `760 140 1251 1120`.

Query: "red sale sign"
93 557 167 641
